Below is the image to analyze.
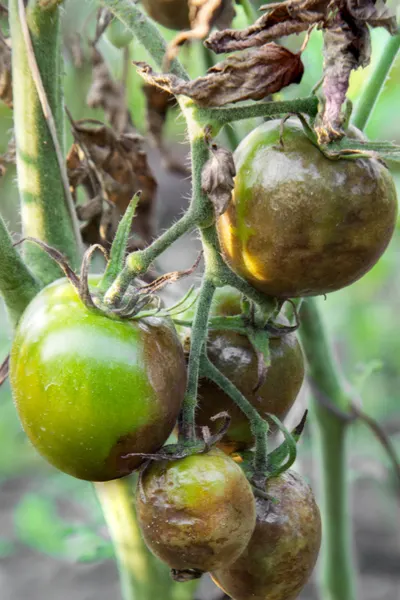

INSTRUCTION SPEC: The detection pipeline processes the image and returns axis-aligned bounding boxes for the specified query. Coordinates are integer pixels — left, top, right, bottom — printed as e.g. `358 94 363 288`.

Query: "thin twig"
17 0 82 250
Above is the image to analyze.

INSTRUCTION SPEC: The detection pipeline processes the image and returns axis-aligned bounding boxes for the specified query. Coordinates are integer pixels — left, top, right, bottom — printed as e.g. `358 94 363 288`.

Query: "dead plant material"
136 43 304 107
0 34 12 108
67 118 157 254
201 142 236 216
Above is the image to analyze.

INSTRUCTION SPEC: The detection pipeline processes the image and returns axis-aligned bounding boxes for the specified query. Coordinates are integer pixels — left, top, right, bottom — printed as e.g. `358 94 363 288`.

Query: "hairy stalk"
94 479 160 600
9 0 81 285
300 299 356 600
0 215 41 327
99 0 188 80
352 34 400 132
198 96 319 128
201 356 269 478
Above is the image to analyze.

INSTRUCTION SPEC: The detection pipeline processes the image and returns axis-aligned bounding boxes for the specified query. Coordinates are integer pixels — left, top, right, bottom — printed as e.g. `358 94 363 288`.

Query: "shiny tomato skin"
212 470 321 600
136 448 256 573
10 277 186 482
217 120 398 298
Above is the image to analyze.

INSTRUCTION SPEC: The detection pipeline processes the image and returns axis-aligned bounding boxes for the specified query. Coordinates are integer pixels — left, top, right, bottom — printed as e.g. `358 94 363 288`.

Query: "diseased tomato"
180 287 304 451
141 0 191 31
217 119 398 298
136 448 256 574
212 470 321 600
10 277 186 482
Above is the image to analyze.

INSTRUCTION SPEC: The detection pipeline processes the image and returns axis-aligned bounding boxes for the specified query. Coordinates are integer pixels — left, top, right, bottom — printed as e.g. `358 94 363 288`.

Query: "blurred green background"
0 1 399 598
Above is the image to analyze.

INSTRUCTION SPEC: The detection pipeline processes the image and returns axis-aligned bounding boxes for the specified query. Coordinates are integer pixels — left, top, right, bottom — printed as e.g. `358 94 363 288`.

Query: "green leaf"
14 494 113 563
98 194 140 294
267 411 308 477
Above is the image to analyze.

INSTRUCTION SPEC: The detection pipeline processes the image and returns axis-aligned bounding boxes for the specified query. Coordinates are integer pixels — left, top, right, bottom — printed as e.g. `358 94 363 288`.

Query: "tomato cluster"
9 118 397 599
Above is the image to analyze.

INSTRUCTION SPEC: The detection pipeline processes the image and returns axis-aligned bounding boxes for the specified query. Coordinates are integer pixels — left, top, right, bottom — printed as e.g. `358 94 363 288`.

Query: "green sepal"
98 194 140 294
267 411 308 478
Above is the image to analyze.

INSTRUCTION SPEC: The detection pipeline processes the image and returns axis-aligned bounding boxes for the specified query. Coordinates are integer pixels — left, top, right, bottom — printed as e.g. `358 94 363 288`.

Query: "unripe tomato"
212 470 321 600
181 287 304 451
141 0 191 31
105 19 134 49
136 448 256 574
10 278 186 482
217 120 398 298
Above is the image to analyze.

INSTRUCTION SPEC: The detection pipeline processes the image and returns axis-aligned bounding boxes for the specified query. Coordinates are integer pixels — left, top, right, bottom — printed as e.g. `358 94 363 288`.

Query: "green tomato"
105 19 134 49
10 277 186 482
136 448 256 575
217 119 398 298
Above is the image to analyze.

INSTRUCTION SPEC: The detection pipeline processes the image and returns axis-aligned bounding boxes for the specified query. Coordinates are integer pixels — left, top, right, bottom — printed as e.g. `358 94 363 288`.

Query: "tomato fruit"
181 287 304 451
212 470 321 600
141 0 191 31
10 277 186 482
136 448 256 574
217 119 398 298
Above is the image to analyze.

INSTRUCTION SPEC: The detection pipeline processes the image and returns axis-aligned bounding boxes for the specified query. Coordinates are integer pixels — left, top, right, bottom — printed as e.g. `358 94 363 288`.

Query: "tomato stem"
352 33 400 132
9 0 82 285
200 356 269 480
0 215 41 327
299 298 357 600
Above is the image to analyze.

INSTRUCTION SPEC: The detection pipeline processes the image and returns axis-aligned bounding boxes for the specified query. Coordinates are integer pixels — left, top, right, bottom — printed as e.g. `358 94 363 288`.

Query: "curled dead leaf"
0 35 12 108
201 143 236 216
136 43 304 107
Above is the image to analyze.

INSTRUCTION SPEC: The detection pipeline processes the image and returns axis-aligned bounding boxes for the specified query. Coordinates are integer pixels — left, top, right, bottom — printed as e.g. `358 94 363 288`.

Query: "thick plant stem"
0 215 41 327
9 0 82 285
300 298 356 600
94 479 157 600
352 34 400 132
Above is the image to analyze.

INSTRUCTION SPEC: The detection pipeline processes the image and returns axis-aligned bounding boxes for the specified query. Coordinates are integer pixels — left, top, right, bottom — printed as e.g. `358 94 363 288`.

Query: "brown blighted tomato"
217 119 398 298
141 0 191 31
180 286 304 452
212 470 321 600
10 277 186 482
136 448 256 575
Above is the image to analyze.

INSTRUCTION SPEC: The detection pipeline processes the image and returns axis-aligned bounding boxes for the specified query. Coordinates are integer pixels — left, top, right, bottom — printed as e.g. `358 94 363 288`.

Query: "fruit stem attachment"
0 215 41 327
299 298 356 600
200 355 269 483
94 478 158 600
352 33 400 132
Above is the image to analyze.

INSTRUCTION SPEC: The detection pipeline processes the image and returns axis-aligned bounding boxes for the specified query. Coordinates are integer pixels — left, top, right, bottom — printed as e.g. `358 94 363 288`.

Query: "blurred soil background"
1 1 400 598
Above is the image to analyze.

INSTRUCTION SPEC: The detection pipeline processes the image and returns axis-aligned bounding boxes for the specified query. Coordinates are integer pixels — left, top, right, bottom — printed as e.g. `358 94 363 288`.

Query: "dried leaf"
346 0 397 34
0 35 12 108
316 12 370 143
67 119 157 253
0 135 15 176
205 0 329 54
136 43 304 108
201 143 236 216
87 47 133 134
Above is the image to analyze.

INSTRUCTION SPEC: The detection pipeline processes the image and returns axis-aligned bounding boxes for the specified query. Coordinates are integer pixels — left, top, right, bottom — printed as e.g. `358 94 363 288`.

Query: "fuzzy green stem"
9 0 82 285
0 215 41 327
200 356 269 477
198 96 319 128
352 34 400 132
98 0 188 80
179 277 215 441
300 298 356 600
94 479 157 600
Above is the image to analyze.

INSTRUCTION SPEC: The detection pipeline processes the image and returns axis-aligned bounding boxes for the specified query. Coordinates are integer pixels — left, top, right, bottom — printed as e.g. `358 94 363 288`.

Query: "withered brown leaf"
0 35 12 109
136 43 304 107
345 0 397 34
67 120 157 253
87 47 133 134
205 0 330 54
201 143 236 216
